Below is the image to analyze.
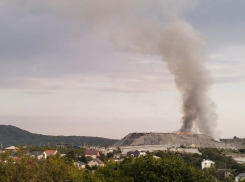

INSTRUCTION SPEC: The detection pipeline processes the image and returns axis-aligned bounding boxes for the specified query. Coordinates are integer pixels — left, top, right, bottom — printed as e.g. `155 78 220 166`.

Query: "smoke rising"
7 0 218 136
159 22 218 136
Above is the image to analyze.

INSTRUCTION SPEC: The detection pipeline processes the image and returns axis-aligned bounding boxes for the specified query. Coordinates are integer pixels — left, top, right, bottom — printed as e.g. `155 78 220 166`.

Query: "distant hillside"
0 125 118 147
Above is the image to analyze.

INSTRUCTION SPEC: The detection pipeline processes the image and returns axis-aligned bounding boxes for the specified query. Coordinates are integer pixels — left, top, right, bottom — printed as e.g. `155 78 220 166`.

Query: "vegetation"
96 154 215 182
1 142 245 181
155 148 245 181
0 125 118 146
0 151 219 182
0 152 100 182
175 148 245 173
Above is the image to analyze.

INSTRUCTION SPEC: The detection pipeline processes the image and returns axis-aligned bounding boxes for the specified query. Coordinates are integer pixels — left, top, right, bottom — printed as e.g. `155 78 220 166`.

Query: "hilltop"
0 125 118 147
115 132 245 149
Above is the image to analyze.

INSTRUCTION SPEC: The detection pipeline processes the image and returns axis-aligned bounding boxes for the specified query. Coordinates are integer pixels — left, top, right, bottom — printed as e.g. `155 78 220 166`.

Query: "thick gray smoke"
7 0 218 136
159 22 218 136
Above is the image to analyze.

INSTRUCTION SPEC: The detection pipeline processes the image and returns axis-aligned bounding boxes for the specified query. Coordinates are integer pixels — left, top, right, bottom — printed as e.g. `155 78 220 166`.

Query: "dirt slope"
115 132 245 149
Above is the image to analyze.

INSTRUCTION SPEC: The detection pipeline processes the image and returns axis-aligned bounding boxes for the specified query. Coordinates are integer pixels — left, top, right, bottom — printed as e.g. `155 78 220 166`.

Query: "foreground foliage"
0 151 237 182
96 154 215 182
0 152 100 182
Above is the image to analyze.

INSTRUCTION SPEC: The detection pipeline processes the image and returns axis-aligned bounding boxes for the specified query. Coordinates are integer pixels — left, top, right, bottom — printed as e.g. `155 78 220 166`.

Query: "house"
74 161 86 169
235 173 245 182
97 147 106 153
44 150 57 157
127 150 140 158
121 150 128 156
126 150 146 158
218 169 236 179
84 149 100 159
106 148 114 154
87 158 104 167
201 159 215 169
5 146 18 152
29 151 46 159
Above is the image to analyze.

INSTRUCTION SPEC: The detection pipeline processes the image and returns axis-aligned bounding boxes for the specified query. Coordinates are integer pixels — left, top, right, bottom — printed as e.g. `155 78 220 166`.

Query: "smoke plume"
159 22 218 136
7 0 218 136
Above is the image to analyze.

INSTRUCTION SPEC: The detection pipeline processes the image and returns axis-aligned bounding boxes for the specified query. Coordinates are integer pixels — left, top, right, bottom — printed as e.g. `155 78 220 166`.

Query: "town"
1 143 245 181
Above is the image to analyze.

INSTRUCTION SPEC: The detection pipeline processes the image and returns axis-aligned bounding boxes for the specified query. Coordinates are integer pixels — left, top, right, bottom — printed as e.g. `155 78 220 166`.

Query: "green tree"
96 154 216 182
106 152 114 159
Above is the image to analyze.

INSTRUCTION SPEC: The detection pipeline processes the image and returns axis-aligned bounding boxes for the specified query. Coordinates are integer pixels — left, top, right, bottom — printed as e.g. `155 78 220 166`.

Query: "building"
5 146 18 152
139 151 146 156
235 173 245 182
218 169 236 179
87 158 104 167
44 150 57 157
56 144 71 148
60 154 66 157
84 149 100 159
201 159 215 169
121 150 128 156
29 151 46 159
126 150 141 158
74 161 86 169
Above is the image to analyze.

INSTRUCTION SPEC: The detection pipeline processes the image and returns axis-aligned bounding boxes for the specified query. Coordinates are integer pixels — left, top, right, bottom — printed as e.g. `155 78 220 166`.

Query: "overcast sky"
0 0 245 139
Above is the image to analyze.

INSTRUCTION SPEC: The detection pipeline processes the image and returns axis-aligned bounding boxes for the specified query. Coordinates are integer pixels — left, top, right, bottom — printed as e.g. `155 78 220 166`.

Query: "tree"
95 154 216 182
0 152 99 182
106 152 114 159
66 151 76 160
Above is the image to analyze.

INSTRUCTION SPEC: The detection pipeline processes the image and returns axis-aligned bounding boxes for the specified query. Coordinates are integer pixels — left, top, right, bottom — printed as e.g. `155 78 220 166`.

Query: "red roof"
45 150 57 155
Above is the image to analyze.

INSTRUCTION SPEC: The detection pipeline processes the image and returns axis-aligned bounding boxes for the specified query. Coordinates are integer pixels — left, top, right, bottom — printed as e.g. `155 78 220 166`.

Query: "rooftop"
85 149 99 155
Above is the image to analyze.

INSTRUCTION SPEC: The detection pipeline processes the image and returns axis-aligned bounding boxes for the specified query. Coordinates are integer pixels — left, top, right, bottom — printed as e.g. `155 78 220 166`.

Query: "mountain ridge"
0 125 118 147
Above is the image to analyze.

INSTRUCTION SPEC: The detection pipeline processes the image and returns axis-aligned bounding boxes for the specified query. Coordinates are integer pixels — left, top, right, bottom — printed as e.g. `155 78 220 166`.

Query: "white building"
29 151 46 159
235 173 245 182
139 151 146 156
5 146 18 151
201 159 215 169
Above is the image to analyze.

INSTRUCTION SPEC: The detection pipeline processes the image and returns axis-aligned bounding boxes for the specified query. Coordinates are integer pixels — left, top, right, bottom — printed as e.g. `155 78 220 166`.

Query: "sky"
0 0 245 139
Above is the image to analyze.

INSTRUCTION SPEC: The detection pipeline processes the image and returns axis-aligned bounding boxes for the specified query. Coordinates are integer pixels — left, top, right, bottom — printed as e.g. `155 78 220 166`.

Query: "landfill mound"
115 132 244 149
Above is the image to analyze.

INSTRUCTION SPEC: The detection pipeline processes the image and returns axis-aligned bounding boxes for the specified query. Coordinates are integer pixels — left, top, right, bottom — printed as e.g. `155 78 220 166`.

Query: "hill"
115 132 245 149
0 125 118 147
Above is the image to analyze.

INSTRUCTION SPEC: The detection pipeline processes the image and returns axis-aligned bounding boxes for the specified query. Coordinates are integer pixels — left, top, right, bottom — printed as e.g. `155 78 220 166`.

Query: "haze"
0 0 245 139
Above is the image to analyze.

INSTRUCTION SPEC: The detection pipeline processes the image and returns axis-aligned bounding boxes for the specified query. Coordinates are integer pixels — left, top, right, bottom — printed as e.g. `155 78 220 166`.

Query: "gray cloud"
1 0 245 91
216 74 245 84
0 3 71 60
1 0 245 78
186 0 245 49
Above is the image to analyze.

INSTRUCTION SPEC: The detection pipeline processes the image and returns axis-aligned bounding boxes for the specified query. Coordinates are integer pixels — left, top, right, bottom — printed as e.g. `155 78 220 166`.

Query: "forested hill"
0 125 118 147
